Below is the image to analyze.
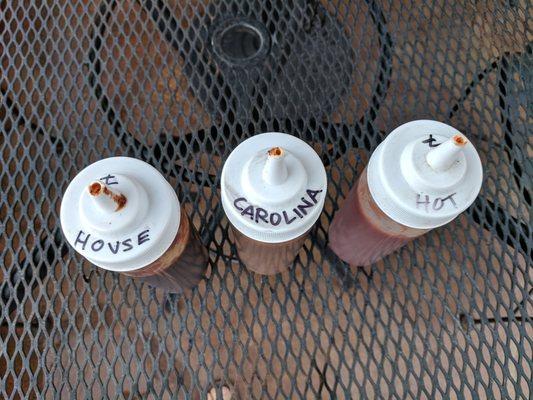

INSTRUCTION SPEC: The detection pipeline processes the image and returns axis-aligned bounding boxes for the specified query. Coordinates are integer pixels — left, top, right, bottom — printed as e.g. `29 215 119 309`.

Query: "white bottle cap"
60 157 181 272
221 132 327 243
367 120 483 229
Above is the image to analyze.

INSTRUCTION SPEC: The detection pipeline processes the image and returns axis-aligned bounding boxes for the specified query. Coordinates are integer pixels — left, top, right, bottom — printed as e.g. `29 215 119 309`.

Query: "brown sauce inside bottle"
329 168 428 266
125 208 208 293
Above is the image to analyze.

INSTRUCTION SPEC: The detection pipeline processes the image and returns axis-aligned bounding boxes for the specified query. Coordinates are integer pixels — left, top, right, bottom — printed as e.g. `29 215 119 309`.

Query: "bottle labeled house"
60 157 208 293
329 120 483 266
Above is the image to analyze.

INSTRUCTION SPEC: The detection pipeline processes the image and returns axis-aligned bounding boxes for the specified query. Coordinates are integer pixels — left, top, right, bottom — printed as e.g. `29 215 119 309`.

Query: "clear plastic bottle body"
231 225 308 275
329 168 428 266
125 209 208 293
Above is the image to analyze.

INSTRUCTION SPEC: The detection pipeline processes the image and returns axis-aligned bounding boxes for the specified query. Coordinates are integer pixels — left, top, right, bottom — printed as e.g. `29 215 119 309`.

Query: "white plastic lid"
60 157 181 272
367 120 483 229
221 132 327 243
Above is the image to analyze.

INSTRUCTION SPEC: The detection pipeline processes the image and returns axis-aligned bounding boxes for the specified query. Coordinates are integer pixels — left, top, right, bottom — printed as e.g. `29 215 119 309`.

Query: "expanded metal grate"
0 0 531 398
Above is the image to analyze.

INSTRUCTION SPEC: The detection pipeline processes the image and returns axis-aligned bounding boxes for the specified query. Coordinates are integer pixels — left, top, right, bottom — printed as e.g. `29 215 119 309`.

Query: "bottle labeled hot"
329 120 483 266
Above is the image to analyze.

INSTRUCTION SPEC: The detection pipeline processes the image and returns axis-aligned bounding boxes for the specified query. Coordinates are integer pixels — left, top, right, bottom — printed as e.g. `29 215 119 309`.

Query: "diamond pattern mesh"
1 0 531 398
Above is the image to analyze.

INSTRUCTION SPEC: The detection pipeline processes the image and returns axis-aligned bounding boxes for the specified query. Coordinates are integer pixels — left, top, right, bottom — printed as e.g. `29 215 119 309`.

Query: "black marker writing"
441 193 457 208
91 240 104 252
99 174 118 185
270 213 281 226
108 241 120 254
138 230 150 245
307 189 323 204
75 230 91 250
122 238 133 252
416 193 458 213
233 197 246 211
242 205 254 220
422 134 441 148
73 229 151 254
283 211 297 224
297 197 314 216
232 189 323 226
416 194 430 213
432 197 445 210
255 207 268 223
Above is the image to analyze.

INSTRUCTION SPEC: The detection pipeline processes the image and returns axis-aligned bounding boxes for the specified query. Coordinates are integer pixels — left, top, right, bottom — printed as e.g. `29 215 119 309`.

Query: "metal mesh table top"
0 0 531 398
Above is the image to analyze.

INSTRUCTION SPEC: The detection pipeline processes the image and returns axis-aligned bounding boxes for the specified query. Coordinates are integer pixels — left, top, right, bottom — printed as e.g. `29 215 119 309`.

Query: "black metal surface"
0 0 531 398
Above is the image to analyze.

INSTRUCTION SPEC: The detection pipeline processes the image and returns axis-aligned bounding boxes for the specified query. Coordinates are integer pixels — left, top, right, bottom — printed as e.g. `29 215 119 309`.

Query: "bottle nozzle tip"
426 135 467 172
88 181 127 211
263 147 288 185
88 181 103 196
453 135 467 147
268 147 284 157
